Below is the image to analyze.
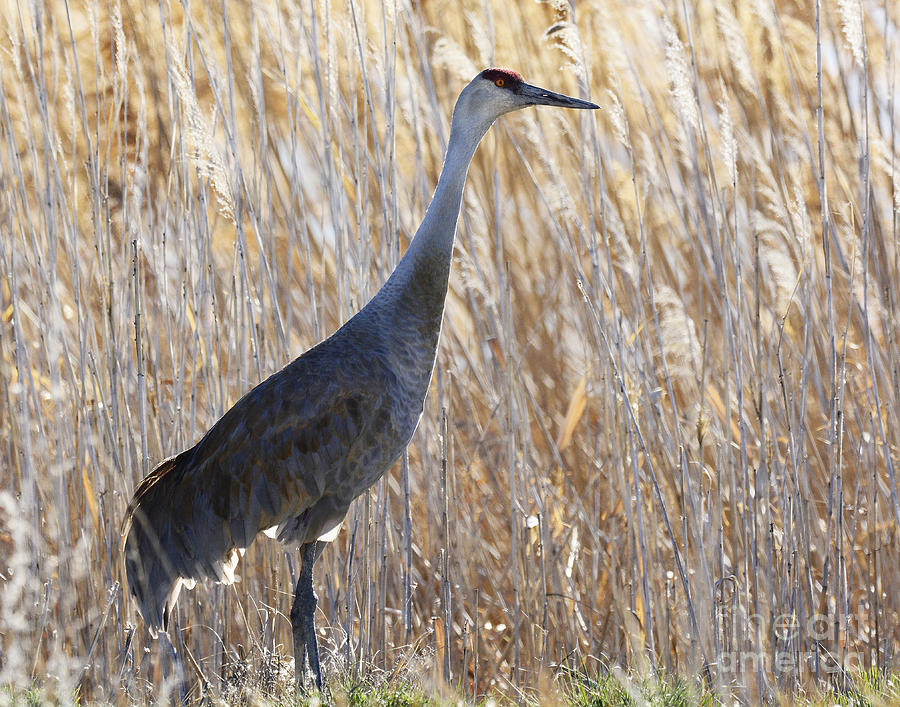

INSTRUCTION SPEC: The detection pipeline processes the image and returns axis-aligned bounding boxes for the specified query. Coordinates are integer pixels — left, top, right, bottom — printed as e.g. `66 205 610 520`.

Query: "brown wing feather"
123 335 394 634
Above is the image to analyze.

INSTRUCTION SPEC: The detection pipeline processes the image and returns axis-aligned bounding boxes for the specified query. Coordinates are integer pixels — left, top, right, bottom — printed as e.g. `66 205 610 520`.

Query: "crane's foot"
290 542 324 692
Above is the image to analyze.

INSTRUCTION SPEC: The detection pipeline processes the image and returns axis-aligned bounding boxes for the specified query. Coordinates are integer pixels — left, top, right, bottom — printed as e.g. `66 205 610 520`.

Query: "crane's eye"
495 78 505 87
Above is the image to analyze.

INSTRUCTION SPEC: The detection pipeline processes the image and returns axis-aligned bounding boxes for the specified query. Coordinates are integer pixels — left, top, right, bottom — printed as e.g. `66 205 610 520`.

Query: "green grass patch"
5 667 900 706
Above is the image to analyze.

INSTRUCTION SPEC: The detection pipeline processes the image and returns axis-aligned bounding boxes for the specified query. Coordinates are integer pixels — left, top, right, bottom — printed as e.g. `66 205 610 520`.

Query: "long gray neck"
400 121 484 268
363 100 494 387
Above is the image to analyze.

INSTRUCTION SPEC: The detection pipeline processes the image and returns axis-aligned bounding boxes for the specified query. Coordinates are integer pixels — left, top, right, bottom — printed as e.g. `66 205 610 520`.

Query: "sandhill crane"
123 68 597 690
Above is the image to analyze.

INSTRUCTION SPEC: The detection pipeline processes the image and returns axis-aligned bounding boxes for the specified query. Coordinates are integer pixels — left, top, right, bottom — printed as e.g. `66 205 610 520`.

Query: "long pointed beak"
518 82 599 110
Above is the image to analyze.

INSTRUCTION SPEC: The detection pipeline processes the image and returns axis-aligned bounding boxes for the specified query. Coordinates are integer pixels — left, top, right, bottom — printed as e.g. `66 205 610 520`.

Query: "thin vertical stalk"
440 408 451 683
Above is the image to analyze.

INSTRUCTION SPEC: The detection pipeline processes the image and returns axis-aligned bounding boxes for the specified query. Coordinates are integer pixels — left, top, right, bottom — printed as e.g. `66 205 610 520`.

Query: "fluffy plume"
662 16 698 131
431 37 478 84
837 0 865 67
717 90 737 184
166 38 235 220
716 4 756 94
606 87 631 150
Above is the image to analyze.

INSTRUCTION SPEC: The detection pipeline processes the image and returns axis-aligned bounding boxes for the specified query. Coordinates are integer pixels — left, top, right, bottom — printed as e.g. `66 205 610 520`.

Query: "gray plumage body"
124 236 450 631
122 67 597 687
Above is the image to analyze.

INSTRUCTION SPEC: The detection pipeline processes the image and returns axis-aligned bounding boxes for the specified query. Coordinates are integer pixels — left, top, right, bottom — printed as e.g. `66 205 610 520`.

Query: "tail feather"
122 451 239 634
122 406 319 634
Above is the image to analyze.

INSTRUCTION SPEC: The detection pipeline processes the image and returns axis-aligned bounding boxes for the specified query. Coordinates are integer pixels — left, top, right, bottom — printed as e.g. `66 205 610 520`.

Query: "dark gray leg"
290 541 325 691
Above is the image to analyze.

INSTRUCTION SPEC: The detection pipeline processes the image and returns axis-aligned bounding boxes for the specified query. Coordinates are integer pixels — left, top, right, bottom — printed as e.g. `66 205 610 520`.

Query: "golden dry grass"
0 0 898 703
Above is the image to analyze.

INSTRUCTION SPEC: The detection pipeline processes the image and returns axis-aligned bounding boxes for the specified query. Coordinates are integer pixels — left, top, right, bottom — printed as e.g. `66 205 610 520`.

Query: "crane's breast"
181 314 432 548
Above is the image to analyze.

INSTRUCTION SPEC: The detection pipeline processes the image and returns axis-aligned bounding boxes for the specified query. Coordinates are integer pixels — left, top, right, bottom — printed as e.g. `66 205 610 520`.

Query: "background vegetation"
0 0 897 703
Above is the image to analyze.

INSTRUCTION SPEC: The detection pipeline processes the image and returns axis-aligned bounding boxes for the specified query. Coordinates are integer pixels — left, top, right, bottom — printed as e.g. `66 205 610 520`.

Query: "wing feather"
123 338 392 633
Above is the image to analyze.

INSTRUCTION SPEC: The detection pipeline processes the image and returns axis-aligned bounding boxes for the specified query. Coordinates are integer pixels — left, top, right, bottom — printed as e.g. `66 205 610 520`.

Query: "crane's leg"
290 541 325 691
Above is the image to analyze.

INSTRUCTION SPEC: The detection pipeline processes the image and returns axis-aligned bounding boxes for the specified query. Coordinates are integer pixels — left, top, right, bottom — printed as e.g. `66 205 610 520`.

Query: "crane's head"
452 68 598 138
